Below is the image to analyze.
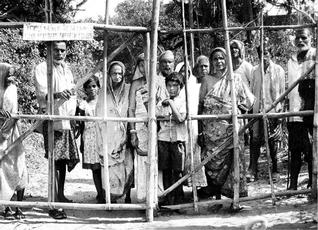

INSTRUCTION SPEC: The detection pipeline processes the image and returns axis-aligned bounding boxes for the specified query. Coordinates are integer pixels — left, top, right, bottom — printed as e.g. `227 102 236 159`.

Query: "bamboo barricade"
0 201 146 210
259 11 276 205
312 22 318 200
101 0 111 205
181 0 198 212
146 0 160 222
0 22 316 34
44 0 55 204
221 0 241 210
159 64 315 199
162 189 311 210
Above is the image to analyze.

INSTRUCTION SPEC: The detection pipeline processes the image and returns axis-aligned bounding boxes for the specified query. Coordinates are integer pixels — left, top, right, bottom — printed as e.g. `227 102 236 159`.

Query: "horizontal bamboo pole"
7 110 314 123
162 189 311 210
191 110 314 120
181 23 317 33
10 114 147 122
0 22 315 34
0 200 146 210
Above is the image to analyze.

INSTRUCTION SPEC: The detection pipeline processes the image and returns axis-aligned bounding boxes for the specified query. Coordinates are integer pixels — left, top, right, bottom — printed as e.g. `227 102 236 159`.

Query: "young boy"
156 72 186 205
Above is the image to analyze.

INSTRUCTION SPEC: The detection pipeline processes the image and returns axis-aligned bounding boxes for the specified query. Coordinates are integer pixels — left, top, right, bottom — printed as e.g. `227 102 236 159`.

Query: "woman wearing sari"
96 61 133 202
0 63 27 219
198 47 255 200
128 54 167 202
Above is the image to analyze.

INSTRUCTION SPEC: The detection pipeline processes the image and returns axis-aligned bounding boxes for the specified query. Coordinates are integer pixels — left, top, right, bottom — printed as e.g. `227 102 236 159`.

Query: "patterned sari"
201 72 255 198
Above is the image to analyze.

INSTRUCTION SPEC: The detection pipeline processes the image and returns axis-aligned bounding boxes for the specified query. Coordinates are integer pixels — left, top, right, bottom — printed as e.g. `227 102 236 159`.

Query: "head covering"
209 47 227 75
132 53 145 81
108 61 125 77
230 40 245 59
159 50 174 62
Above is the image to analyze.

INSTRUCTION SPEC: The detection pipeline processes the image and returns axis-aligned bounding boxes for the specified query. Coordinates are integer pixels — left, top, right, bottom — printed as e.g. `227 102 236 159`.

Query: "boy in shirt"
157 72 186 205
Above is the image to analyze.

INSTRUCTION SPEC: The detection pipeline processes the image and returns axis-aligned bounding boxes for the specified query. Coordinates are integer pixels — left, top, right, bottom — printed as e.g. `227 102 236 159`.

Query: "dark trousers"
158 141 185 205
287 121 312 189
249 119 279 175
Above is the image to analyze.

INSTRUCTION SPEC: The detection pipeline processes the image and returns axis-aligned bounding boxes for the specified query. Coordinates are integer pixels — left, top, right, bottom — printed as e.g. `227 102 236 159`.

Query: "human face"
262 49 271 69
85 80 99 100
159 56 174 77
295 29 311 52
230 43 240 59
166 81 180 99
53 42 66 64
212 51 226 72
198 59 210 77
110 64 123 84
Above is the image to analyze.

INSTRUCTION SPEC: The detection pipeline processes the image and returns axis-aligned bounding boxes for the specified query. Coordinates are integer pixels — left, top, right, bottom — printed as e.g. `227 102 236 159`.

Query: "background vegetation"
0 0 315 115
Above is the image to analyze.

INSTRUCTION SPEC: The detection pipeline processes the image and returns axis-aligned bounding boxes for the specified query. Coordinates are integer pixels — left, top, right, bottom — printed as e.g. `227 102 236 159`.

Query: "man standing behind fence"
34 41 79 218
287 28 315 190
248 45 285 182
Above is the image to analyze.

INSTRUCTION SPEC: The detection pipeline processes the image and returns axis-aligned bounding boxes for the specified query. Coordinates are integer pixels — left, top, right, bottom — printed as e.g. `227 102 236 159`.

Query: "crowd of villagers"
0 27 315 219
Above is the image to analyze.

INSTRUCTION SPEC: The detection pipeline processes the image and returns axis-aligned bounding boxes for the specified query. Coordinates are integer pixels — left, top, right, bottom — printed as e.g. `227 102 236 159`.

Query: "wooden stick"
259 13 276 205
146 0 160 222
188 0 195 68
312 24 318 200
181 0 198 212
159 64 315 198
162 189 311 210
102 0 111 205
45 0 55 204
221 0 240 210
0 201 147 210
0 22 316 33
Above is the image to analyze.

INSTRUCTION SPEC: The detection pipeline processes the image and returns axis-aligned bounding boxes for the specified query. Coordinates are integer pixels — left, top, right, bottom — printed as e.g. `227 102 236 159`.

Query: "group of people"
0 27 315 219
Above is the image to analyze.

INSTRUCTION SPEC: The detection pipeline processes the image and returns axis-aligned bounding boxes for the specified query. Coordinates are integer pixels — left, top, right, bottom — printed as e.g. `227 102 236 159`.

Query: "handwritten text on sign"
23 23 94 41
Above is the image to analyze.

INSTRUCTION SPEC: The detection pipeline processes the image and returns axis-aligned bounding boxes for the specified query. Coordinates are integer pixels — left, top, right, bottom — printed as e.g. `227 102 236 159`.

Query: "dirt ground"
0 131 317 230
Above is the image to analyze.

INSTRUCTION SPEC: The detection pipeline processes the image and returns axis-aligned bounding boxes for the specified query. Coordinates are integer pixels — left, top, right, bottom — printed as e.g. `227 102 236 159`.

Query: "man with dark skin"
287 28 315 190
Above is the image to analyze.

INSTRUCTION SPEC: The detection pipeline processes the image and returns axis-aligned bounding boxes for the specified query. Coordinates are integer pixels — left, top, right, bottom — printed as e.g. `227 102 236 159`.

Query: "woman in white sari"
96 61 133 202
0 63 27 219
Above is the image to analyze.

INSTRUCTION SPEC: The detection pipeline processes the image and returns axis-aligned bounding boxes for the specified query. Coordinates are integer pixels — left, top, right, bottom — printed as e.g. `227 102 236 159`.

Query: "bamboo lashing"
181 0 198 212
221 0 241 210
259 11 276 205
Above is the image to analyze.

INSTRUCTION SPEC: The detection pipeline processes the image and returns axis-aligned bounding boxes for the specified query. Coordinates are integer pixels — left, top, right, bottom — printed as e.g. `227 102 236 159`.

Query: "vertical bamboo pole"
221 0 240 210
146 0 160 222
181 0 198 212
312 23 318 200
102 0 111 204
188 0 195 68
259 11 276 205
45 0 55 203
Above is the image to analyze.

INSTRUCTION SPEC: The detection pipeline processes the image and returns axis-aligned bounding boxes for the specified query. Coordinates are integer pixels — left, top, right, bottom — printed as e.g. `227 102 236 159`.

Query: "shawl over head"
159 50 174 62
230 40 245 59
210 47 228 75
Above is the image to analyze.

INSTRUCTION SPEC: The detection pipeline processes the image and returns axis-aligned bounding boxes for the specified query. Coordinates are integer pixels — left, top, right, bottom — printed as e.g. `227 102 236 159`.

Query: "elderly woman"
0 64 27 219
96 61 133 202
198 47 255 200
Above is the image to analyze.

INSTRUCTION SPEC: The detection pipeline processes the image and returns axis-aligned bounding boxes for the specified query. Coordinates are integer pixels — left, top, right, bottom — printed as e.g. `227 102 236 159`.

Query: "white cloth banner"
23 23 94 41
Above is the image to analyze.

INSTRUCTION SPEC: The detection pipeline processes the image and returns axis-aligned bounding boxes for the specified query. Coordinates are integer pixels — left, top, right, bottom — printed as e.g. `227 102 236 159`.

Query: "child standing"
156 72 186 205
76 76 104 203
